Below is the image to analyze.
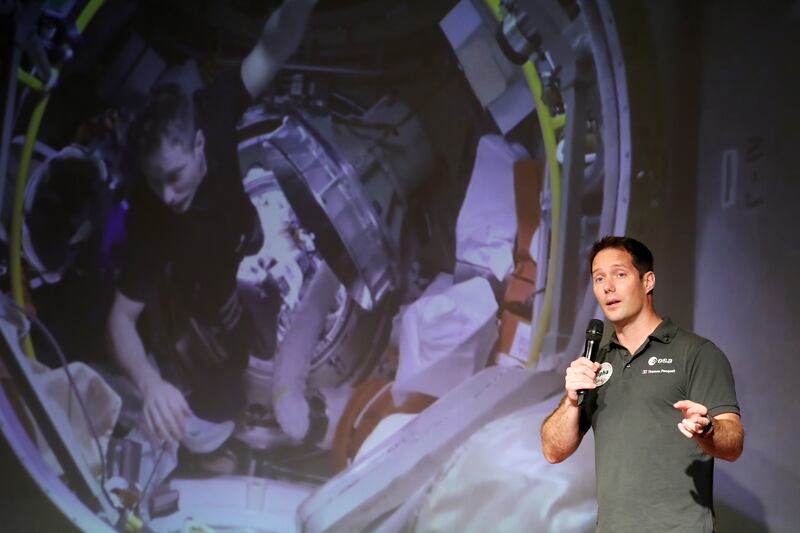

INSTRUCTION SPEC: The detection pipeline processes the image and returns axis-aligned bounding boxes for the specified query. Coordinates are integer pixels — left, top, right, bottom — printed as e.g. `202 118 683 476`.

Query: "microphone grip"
576 338 597 407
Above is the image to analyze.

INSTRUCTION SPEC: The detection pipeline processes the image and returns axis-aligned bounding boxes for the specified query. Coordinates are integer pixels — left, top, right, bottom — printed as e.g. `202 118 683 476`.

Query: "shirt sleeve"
687 339 741 418
193 66 262 253
193 66 252 137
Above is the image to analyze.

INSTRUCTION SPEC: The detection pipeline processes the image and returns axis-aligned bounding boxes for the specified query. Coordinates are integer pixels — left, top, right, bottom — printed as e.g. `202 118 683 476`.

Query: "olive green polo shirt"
580 318 740 532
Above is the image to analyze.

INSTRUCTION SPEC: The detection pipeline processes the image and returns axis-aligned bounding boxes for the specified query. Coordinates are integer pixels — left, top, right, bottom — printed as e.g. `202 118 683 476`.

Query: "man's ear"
194 129 205 155
644 271 656 294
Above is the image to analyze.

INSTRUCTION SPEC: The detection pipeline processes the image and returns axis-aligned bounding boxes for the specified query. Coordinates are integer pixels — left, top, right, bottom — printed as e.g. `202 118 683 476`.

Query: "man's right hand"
565 357 601 406
141 378 193 444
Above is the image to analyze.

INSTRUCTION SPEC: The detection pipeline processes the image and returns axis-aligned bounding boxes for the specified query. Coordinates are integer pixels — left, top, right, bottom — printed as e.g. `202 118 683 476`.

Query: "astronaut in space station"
106 0 320 445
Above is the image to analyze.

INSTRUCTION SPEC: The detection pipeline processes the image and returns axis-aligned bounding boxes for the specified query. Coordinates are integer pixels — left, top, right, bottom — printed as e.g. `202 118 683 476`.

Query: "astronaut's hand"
141 378 193 444
674 400 712 439
565 356 600 406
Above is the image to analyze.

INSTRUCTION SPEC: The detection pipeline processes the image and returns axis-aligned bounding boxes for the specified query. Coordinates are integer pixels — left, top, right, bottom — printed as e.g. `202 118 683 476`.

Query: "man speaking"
541 236 744 532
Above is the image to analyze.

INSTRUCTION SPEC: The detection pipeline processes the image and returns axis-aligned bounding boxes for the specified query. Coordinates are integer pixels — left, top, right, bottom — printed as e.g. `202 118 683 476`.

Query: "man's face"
591 247 654 326
142 130 206 213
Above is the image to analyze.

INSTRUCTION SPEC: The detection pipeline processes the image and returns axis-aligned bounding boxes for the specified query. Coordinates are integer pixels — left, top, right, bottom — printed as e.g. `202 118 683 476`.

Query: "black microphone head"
586 319 604 341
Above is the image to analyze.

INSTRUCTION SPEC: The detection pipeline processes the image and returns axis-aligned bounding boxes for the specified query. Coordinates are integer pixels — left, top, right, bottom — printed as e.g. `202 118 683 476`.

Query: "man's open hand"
142 378 193 444
674 399 712 439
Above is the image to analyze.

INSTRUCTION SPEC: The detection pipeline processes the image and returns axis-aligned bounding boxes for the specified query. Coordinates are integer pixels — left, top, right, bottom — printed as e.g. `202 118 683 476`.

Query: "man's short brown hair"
129 84 196 162
589 236 654 278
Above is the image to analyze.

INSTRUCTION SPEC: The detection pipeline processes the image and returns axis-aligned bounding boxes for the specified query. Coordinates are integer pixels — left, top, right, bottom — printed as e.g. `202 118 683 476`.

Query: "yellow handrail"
483 0 562 367
10 0 107 358
16 68 45 92
9 95 49 358
76 0 105 33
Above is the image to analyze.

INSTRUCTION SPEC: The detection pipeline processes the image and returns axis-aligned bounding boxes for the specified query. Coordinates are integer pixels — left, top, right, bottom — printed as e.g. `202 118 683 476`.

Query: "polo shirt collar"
607 317 678 350
648 317 678 344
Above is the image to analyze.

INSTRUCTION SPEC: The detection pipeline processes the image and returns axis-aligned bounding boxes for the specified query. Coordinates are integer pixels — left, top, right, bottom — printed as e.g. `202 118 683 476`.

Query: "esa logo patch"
648 356 673 366
594 362 613 386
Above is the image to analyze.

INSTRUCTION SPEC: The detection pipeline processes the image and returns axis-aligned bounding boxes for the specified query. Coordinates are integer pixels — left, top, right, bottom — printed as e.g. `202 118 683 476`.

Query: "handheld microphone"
577 318 604 405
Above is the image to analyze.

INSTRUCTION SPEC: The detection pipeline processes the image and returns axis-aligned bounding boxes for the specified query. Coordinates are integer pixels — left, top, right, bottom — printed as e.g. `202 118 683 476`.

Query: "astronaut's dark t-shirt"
118 68 260 320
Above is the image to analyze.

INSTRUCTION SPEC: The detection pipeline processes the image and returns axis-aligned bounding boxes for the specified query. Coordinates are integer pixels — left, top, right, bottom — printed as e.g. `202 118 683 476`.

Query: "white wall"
693 3 800 532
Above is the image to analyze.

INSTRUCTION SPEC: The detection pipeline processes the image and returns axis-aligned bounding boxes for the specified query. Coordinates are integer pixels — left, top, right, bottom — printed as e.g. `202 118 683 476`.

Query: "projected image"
1 0 647 531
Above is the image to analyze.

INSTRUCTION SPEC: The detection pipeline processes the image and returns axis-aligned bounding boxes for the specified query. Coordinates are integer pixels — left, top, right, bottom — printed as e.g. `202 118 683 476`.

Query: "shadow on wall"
715 468 769 533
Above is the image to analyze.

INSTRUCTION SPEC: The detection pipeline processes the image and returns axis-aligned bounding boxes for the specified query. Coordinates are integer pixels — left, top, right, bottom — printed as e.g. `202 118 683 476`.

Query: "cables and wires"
0 291 119 513
133 441 168 514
